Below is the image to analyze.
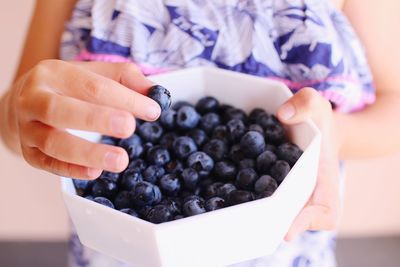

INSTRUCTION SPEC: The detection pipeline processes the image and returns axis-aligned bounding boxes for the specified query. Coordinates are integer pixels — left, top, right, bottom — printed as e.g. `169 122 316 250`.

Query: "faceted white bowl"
61 67 321 267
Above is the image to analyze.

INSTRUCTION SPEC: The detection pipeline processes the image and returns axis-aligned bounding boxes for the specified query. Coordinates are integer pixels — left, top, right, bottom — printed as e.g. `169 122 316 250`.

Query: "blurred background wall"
0 0 399 241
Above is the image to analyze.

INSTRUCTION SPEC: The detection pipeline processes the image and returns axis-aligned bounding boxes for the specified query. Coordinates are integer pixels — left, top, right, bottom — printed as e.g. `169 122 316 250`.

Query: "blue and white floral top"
63 1 371 267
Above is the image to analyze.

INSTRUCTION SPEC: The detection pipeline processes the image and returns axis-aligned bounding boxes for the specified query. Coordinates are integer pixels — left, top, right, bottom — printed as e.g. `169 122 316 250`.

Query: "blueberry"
205 197 225 211
159 109 176 130
182 194 203 204
94 197 115 209
265 124 286 144
128 159 147 173
270 160 291 184
174 215 184 220
159 132 178 150
85 196 94 201
235 168 258 190
142 142 154 153
120 170 143 191
216 183 236 199
146 205 173 224
204 182 223 199
256 150 278 174
195 96 219 114
100 136 119 146
223 108 248 124
254 175 278 194
73 179 94 196
130 181 162 207
240 131 266 158
226 190 255 206
176 106 200 130
218 104 234 115
249 108 266 123
181 168 199 191
142 165 165 184
148 85 171 111
198 177 214 193
265 144 277 153
114 191 132 209
92 178 118 200
119 134 143 159
238 159 256 170
146 146 171 166
187 152 214 177
256 113 279 129
183 197 206 217
172 101 193 111
257 189 275 199
164 160 184 174
138 122 163 143
173 136 197 159
138 205 153 218
248 124 264 136
119 208 139 217
226 119 246 142
187 129 208 147
212 125 229 141
229 144 245 163
159 174 181 196
160 198 181 215
199 113 221 133
202 139 227 161
213 161 237 181
276 143 303 167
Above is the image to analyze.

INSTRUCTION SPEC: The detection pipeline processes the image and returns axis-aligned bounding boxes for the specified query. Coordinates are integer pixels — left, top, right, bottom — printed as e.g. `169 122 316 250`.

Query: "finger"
72 61 154 95
22 146 103 179
37 60 161 121
25 90 135 138
23 122 129 172
276 87 332 126
284 204 339 241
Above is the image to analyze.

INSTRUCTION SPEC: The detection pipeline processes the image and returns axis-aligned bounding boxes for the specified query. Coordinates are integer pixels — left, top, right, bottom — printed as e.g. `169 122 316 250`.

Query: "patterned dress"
62 0 374 266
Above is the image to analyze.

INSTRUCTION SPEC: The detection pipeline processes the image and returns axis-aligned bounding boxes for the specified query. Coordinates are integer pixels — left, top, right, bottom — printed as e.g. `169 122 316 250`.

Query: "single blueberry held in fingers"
187 152 214 177
202 139 227 162
146 146 171 166
130 181 162 207
148 85 171 111
173 136 198 159
205 197 225 211
256 150 278 174
176 106 200 130
120 170 143 191
159 174 181 196
270 160 291 184
195 96 219 114
213 161 237 181
235 168 258 190
142 165 165 184
183 197 206 217
199 113 221 133
226 190 255 206
138 122 163 143
146 205 173 224
94 197 115 209
181 168 199 191
92 178 118 200
276 143 303 167
159 109 176 130
114 191 132 209
254 175 278 195
119 208 139 217
240 131 266 158
187 129 208 147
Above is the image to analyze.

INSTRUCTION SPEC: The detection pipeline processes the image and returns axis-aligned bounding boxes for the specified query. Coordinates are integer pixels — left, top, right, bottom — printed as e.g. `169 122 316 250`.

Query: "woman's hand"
276 88 341 241
5 60 161 179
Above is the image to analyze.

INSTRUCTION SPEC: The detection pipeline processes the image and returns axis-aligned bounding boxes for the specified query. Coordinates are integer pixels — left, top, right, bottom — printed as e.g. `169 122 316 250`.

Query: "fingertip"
277 102 296 122
144 102 161 121
87 168 102 179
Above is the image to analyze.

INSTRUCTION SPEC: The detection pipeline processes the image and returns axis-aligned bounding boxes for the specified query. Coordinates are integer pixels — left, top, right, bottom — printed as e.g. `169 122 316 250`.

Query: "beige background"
0 1 399 241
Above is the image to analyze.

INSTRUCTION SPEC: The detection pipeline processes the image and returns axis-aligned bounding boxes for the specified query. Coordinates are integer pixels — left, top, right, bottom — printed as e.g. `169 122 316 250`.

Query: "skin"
1 0 399 240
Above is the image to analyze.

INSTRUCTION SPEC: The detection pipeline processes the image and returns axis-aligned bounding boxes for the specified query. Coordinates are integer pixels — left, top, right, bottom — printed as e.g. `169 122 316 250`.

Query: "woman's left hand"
276 87 342 241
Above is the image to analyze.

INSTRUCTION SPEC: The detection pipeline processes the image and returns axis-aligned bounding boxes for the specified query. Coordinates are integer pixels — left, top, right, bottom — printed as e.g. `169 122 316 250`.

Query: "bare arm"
335 0 400 159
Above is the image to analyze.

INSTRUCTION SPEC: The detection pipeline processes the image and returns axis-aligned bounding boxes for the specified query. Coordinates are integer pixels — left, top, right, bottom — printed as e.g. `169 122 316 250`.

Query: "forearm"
335 92 400 160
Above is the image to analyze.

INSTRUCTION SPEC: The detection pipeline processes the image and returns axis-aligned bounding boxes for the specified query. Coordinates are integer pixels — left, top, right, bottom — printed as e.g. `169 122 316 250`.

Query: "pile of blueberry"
73 85 303 224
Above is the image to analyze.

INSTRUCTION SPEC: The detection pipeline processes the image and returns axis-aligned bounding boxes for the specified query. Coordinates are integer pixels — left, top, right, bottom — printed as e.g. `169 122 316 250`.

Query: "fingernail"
111 115 128 136
104 151 122 170
87 168 101 179
278 103 295 121
145 105 160 120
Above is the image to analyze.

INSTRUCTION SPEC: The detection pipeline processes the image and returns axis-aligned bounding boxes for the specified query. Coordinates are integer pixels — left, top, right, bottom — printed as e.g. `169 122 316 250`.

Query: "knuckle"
39 94 57 123
84 79 105 101
41 128 57 153
120 62 141 75
84 108 99 130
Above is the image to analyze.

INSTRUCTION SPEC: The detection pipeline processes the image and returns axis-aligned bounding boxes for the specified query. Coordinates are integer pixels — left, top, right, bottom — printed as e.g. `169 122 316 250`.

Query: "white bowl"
61 67 321 267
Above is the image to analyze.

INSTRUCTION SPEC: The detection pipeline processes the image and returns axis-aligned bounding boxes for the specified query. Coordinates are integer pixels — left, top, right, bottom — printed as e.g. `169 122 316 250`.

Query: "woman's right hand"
6 60 161 179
